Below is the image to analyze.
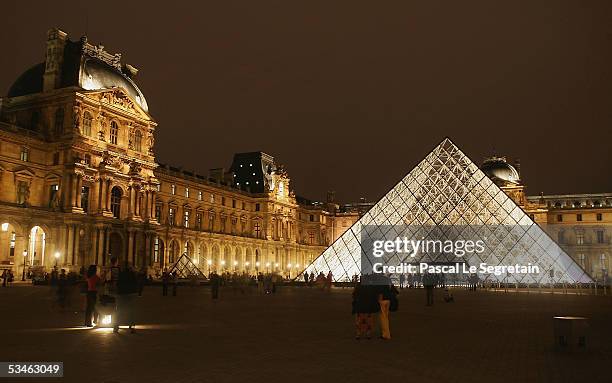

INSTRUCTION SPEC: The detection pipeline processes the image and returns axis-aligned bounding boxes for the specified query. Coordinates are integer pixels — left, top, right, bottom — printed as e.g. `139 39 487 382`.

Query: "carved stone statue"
73 104 81 131
97 114 107 141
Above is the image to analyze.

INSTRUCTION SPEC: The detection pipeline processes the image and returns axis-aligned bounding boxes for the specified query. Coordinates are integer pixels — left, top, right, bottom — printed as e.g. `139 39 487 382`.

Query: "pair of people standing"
352 276 398 340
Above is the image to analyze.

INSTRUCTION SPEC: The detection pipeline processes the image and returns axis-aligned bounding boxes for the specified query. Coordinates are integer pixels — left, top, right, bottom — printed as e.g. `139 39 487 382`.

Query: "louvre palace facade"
0 29 361 278
0 29 610 281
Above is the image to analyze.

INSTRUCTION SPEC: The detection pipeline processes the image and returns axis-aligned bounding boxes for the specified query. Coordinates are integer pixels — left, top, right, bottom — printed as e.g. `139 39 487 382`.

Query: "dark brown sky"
2 1 612 203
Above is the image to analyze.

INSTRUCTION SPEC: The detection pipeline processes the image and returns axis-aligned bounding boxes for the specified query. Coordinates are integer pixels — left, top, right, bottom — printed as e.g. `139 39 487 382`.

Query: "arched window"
110 121 119 145
83 112 92 136
134 130 143 152
54 108 64 136
110 187 122 218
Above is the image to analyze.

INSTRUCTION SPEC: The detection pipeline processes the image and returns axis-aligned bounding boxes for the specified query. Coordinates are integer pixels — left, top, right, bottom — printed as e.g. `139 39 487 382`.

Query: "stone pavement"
1 284 611 383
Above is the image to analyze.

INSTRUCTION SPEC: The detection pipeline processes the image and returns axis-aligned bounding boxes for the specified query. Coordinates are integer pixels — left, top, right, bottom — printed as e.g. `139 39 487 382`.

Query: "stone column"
70 175 78 207
127 230 134 266
105 180 112 212
98 178 107 213
103 229 110 265
76 176 83 208
96 228 104 265
66 225 74 266
144 232 152 268
73 224 80 266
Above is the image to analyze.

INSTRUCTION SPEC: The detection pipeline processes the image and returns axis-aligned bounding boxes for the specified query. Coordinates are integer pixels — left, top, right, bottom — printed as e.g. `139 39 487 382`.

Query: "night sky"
2 1 612 203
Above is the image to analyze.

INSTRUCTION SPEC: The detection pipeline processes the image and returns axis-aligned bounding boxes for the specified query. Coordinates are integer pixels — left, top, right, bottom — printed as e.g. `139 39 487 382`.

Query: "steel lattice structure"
303 138 592 284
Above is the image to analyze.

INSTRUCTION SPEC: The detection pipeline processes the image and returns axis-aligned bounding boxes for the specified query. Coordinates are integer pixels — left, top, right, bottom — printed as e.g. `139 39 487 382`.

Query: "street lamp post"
207 260 212 276
22 250 27 281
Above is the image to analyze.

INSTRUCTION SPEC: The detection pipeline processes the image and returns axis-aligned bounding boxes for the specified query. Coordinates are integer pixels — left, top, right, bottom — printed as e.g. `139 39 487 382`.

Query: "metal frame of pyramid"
303 138 592 284
169 253 207 279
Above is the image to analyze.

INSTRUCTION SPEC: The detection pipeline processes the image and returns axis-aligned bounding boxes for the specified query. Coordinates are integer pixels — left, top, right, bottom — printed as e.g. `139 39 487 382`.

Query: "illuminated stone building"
481 157 611 281
0 29 349 278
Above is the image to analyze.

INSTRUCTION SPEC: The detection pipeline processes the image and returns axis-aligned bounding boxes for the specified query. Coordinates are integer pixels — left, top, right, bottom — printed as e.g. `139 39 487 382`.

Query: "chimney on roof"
43 28 68 91
514 158 521 178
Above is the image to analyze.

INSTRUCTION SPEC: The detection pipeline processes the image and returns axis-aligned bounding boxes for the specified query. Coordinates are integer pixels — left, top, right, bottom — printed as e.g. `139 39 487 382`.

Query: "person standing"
84 265 100 327
115 265 138 334
303 271 309 286
352 279 379 340
162 270 169 296
211 271 220 300
1 270 7 287
378 283 392 340
423 272 435 306
57 269 67 310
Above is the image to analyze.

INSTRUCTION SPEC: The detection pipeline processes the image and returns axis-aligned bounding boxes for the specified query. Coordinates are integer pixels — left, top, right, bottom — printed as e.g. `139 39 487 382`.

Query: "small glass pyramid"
303 138 592 284
169 253 206 279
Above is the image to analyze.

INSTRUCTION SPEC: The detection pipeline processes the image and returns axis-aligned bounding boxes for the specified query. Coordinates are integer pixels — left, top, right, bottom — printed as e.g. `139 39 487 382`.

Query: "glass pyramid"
169 253 206 279
303 138 592 285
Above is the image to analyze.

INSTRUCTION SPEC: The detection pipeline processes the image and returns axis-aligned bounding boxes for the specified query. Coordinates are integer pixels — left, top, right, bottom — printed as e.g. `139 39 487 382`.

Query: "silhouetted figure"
423 272 435 306
211 272 220 299
162 271 169 296
115 265 138 333
85 265 100 327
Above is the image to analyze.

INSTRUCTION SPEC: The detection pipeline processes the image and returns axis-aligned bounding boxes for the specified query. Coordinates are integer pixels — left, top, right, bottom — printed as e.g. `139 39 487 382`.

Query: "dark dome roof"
6 38 148 113
481 157 520 184
7 63 45 97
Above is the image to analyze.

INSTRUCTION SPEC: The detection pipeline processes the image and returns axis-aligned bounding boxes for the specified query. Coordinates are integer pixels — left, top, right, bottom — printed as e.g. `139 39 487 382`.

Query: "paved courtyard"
1 284 611 383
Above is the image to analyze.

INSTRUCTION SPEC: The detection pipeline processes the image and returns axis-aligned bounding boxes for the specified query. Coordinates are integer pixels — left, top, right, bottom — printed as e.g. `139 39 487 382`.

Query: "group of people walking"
83 257 141 333
351 274 399 340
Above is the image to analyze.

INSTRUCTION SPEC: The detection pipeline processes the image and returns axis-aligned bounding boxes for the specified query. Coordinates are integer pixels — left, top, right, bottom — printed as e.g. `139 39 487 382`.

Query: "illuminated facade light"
1 223 8 231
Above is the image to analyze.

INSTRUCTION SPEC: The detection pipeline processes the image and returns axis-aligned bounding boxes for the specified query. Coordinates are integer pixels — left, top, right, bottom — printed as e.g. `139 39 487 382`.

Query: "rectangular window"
81 186 90 212
155 205 161 221
222 197 226 206
309 232 315 245
49 184 59 207
185 187 190 198
198 191 203 201
309 214 314 222
556 214 562 222
242 202 246 210
232 199 236 209
577 214 582 222
210 194 215 203
577 233 584 245
84 154 91 166
255 203 260 212
578 253 585 268
153 237 160 263
597 213 603 221
156 183 161 192
558 231 564 244
9 232 16 257
168 207 175 226
184 210 190 228
110 122 118 145
196 213 202 230
208 213 215 231
53 152 60 165
254 222 261 238
597 230 604 244
20 147 29 162
171 184 176 195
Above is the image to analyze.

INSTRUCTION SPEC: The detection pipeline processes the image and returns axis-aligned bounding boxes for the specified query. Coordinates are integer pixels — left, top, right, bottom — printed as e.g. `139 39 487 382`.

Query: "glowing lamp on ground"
245 262 250 267
101 315 112 326
233 261 238 266
207 260 212 265
255 262 260 267
288 263 292 268
54 252 60 260
221 260 226 266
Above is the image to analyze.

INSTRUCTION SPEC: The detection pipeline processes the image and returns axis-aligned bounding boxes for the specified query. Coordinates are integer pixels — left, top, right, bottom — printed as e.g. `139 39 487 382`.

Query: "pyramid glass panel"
302 138 592 284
